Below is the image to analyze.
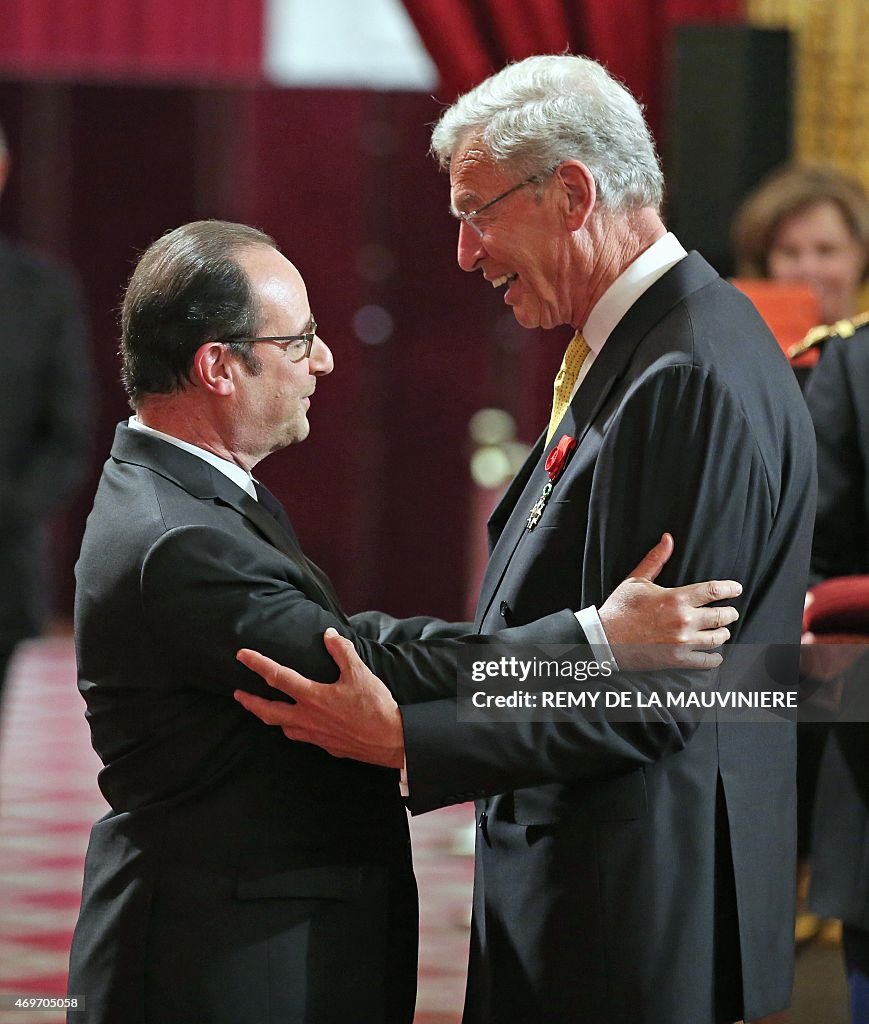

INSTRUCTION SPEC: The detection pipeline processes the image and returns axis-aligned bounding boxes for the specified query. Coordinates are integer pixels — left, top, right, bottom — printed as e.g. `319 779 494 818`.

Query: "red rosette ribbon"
544 435 577 484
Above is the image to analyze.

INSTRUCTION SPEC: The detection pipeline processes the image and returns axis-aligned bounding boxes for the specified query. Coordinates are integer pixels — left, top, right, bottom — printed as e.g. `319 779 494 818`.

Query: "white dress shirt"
572 232 688 398
128 416 258 499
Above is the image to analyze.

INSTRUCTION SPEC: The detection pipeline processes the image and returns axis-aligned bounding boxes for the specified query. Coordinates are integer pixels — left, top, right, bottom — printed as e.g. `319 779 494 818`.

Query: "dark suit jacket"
805 325 869 931
68 424 585 1024
0 238 91 645
804 324 869 585
400 253 817 1024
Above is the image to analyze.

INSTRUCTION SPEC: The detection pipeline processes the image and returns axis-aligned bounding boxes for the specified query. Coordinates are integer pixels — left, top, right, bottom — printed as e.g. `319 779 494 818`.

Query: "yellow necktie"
546 331 590 444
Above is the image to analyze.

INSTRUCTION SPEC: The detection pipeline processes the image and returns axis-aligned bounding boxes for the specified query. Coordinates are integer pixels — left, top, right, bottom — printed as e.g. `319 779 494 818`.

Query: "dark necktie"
254 480 345 615
254 480 299 544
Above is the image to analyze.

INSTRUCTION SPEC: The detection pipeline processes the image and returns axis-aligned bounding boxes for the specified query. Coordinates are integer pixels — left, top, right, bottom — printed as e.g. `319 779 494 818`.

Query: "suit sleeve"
401 364 775 813
348 610 472 644
804 338 866 582
139 523 586 704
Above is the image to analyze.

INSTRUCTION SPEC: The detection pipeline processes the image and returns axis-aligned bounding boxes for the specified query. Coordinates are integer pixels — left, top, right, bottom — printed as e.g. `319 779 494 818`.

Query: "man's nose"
457 221 484 272
309 335 334 376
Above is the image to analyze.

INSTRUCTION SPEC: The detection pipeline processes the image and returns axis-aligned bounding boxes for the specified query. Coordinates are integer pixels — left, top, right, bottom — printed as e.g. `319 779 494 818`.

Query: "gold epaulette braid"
788 311 869 359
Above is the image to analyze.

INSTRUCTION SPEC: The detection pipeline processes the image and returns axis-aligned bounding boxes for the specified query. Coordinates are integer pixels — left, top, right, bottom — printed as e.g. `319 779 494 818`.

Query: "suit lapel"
218 486 304 563
110 424 344 614
474 352 625 630
255 480 346 613
475 252 719 629
476 329 634 629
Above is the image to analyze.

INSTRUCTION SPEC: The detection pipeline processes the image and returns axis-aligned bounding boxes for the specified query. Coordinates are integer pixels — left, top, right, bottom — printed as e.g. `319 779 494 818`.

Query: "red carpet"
0 637 473 1023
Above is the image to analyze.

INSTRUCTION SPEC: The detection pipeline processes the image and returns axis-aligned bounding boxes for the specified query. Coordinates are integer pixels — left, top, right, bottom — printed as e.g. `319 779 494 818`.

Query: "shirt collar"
582 232 688 353
128 416 257 499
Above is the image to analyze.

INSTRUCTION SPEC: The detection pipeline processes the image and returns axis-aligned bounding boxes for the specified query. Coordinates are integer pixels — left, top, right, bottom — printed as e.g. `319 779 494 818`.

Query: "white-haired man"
236 55 816 1023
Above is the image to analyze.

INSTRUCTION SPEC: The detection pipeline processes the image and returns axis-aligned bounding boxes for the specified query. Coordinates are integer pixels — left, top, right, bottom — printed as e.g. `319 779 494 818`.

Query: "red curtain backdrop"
0 80 491 622
0 0 263 81
401 0 744 137
0 0 746 622
400 0 584 102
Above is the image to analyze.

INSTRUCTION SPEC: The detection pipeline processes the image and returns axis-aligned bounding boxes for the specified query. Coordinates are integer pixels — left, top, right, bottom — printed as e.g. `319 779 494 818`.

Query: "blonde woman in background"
732 163 869 325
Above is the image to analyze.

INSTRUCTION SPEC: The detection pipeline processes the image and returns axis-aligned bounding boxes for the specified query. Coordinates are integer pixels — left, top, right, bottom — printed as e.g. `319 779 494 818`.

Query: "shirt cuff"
575 605 619 671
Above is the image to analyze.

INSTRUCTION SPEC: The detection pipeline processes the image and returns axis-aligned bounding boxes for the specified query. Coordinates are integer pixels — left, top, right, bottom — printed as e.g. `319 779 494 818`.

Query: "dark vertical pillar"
666 25 792 277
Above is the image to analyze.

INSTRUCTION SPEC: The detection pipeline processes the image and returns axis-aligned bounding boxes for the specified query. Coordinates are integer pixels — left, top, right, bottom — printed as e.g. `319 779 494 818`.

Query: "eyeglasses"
229 316 318 363
456 175 542 238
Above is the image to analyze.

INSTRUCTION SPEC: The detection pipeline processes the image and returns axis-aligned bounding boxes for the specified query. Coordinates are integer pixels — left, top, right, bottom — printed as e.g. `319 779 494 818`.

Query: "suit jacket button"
500 601 510 621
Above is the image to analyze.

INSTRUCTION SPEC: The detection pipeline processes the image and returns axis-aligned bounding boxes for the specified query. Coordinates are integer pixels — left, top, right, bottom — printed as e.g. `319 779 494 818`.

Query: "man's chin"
276 418 309 450
509 303 540 330
296 419 311 443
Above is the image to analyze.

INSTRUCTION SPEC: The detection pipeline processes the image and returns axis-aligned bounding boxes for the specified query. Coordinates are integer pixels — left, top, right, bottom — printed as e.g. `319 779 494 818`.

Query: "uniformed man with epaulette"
734 163 869 1012
794 309 869 1021
787 312 869 392
790 309 869 365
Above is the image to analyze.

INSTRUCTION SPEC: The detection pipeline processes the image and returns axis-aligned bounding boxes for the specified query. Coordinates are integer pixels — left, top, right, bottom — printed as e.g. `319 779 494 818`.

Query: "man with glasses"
68 219 740 1024
235 55 817 1024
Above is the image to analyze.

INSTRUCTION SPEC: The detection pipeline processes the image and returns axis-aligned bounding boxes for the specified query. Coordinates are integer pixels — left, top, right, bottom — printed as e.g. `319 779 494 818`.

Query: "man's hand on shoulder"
599 533 742 670
234 630 404 769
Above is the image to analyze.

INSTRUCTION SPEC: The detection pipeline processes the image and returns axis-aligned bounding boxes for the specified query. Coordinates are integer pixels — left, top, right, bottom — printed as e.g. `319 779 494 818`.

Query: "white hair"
431 54 664 213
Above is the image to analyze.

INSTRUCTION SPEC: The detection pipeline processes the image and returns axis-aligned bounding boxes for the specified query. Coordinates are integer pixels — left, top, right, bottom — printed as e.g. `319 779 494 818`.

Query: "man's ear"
554 160 596 231
0 156 10 200
192 341 235 396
